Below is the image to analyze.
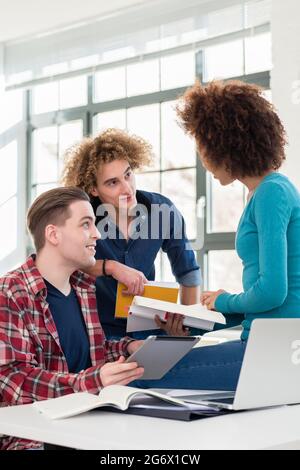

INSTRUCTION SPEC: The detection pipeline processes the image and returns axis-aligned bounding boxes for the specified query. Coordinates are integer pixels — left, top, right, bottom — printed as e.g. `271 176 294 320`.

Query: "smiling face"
91 159 137 213
53 200 100 271
197 144 235 186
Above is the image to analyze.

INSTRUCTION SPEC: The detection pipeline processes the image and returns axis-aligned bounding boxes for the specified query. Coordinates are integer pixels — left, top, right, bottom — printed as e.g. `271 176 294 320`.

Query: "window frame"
196 47 270 288
25 26 271 283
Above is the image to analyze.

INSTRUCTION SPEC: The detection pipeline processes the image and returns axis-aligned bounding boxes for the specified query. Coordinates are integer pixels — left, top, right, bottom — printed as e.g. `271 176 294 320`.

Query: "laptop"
180 318 300 410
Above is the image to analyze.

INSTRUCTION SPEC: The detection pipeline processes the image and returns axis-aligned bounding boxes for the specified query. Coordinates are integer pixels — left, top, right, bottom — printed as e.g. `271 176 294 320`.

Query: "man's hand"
200 289 225 310
154 313 190 336
82 260 147 296
108 261 147 296
100 356 144 387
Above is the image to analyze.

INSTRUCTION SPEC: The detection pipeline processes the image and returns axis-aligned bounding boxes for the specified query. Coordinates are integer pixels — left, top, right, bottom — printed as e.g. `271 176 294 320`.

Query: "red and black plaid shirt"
0 255 132 450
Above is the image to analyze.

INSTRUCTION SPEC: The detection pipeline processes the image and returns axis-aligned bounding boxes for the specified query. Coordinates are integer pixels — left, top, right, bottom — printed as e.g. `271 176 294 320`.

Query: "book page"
128 395 221 413
33 392 103 419
127 304 216 332
132 296 225 324
33 385 187 419
98 385 186 410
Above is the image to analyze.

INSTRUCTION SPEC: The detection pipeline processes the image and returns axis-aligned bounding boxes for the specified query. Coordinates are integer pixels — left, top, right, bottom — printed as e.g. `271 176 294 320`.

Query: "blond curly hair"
61 128 154 196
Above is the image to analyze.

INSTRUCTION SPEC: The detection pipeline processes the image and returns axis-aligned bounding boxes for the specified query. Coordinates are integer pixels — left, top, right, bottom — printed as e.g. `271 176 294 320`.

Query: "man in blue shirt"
62 129 201 338
92 187 201 338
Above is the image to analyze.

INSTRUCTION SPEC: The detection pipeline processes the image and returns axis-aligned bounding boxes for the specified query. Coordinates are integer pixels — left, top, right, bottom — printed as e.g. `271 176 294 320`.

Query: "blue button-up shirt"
93 190 201 337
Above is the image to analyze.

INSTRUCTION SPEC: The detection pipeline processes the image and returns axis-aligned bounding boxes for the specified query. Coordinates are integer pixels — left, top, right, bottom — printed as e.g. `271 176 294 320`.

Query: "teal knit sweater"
215 173 300 340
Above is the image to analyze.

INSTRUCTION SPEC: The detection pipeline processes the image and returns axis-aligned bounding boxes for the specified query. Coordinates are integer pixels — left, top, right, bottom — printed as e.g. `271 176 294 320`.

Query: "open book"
115 281 179 318
126 296 226 333
33 385 189 419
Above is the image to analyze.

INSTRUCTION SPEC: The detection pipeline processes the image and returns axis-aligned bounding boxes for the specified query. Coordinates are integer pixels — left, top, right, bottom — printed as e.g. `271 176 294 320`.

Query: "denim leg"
133 340 247 391
190 313 244 336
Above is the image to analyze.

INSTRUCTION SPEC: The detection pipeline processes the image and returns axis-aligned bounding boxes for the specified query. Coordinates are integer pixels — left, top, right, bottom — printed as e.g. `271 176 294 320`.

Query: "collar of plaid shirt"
22 253 96 298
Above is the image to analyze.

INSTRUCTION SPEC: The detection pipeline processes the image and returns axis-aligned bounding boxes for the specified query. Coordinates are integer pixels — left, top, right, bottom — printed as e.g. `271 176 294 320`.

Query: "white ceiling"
0 0 149 43
0 0 234 44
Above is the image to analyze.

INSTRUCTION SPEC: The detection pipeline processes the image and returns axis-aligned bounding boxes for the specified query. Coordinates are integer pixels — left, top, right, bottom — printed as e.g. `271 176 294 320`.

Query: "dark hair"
176 80 287 177
27 187 90 252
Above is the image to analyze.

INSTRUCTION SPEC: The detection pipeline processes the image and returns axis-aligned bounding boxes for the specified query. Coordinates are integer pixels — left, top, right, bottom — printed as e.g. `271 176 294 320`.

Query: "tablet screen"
126 336 199 380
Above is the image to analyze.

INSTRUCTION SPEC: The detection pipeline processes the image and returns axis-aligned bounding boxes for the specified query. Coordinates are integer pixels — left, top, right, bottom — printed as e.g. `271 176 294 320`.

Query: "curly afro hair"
61 128 154 196
176 80 287 178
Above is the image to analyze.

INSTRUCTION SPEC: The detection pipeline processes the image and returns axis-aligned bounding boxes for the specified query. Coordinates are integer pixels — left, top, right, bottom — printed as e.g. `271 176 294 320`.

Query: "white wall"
271 0 300 189
0 43 4 92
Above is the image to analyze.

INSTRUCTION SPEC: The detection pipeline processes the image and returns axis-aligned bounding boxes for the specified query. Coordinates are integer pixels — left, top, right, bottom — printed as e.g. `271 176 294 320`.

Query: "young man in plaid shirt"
0 187 144 450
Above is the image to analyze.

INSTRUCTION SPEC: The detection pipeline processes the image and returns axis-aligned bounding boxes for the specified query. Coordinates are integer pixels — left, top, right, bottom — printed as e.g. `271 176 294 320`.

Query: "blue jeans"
190 313 244 336
132 340 247 391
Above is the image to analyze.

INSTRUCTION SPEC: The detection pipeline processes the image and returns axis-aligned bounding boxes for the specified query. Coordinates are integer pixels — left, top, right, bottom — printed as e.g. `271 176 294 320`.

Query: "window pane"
208 175 245 233
0 141 18 204
94 67 126 102
59 120 83 156
135 171 160 194
32 82 59 114
203 40 244 81
33 182 58 199
160 51 195 90
161 168 196 240
58 120 83 175
0 197 17 259
207 250 243 293
245 33 272 74
93 109 126 136
161 100 195 170
127 60 159 96
127 104 160 170
59 76 87 109
32 126 58 184
262 89 272 102
0 89 23 134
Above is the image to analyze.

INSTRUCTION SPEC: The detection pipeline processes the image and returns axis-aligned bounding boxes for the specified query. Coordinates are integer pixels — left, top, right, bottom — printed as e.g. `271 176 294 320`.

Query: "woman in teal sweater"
177 80 300 341
134 80 300 391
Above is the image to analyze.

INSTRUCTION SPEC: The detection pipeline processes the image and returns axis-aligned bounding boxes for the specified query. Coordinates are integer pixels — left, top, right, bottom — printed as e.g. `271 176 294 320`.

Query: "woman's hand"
154 313 190 336
200 289 225 310
108 261 147 296
100 356 144 387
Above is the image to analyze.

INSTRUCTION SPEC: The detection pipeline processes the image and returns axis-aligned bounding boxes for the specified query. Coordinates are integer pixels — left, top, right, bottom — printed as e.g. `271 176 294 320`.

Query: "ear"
44 224 60 246
91 187 99 197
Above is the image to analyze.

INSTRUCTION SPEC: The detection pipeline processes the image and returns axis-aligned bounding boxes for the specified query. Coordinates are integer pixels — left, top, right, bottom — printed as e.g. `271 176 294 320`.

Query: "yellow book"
115 281 179 319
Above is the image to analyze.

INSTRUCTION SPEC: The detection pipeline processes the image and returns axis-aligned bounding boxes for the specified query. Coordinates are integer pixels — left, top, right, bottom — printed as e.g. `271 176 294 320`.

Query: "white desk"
0 402 300 450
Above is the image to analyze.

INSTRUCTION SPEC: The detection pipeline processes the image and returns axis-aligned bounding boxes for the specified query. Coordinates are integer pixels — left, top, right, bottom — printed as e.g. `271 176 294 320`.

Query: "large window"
0 142 18 260
0 89 25 275
197 30 271 291
0 0 272 290
92 51 197 275
31 120 83 198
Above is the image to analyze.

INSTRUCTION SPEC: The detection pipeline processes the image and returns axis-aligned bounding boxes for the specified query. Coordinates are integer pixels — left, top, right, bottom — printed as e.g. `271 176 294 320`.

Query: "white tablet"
126 335 199 380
